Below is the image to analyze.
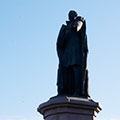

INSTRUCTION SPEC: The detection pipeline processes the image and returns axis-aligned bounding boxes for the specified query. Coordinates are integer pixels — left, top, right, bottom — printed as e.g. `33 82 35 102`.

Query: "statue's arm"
57 24 66 48
56 24 66 60
84 34 89 54
79 19 88 53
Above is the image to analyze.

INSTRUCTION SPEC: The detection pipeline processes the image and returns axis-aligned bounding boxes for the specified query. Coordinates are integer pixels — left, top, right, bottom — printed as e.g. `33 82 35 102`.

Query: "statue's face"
68 10 77 21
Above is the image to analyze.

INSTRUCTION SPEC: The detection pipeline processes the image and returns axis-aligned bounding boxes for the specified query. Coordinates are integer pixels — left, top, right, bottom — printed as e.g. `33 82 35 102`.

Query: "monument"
37 10 102 120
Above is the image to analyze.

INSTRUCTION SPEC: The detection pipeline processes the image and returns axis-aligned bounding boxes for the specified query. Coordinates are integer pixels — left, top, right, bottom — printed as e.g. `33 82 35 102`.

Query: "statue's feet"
73 92 80 97
81 94 91 99
73 93 90 99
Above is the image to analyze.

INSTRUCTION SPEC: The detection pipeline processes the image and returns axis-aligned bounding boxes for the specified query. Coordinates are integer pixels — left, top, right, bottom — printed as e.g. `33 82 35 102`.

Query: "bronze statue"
56 10 90 98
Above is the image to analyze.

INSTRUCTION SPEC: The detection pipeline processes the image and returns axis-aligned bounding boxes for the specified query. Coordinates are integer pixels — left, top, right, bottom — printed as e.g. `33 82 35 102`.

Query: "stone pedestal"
37 96 102 120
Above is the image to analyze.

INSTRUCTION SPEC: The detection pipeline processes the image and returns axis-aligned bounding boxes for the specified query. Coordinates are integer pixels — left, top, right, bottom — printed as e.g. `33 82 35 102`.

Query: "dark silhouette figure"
56 10 90 98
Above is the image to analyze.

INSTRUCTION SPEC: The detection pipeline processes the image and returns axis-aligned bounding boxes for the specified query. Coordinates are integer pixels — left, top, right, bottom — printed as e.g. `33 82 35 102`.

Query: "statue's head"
68 10 78 21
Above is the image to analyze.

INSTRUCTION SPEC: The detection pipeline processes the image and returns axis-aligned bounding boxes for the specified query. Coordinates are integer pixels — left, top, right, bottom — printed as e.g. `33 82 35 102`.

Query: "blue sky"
0 0 120 120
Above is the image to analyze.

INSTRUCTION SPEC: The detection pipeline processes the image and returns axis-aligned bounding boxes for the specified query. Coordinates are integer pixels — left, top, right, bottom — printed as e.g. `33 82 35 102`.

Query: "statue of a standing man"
57 10 90 98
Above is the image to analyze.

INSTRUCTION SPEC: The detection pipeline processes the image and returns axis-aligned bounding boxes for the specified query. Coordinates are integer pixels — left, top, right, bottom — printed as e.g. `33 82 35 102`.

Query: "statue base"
37 96 102 120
